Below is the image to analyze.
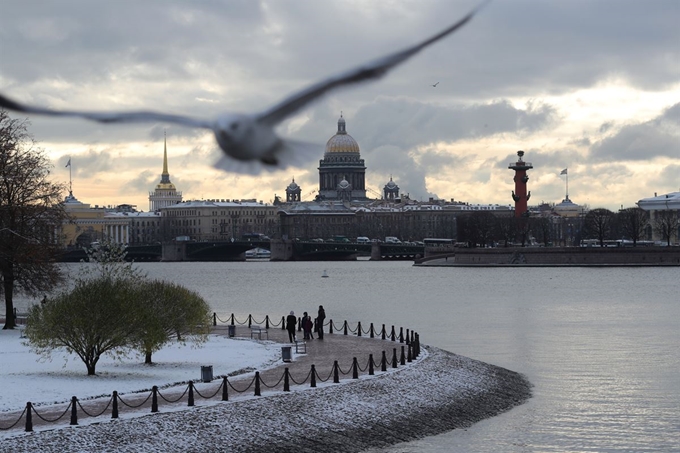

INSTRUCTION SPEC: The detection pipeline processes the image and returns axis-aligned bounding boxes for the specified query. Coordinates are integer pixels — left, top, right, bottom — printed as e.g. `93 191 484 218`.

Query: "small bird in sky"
0 2 488 175
432 82 440 87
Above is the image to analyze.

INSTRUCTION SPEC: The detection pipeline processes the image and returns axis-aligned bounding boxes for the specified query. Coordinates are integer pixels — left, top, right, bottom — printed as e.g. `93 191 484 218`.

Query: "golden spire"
162 131 169 176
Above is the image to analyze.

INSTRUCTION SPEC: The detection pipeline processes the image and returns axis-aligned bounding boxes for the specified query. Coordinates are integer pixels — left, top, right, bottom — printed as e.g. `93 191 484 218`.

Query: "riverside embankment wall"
419 247 680 266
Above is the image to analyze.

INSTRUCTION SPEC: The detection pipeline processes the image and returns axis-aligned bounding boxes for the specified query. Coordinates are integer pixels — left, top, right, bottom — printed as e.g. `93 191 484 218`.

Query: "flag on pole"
560 168 567 175
65 158 71 168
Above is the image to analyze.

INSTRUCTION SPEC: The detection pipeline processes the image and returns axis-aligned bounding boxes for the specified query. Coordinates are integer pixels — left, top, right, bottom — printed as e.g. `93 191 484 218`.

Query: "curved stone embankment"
0 346 531 453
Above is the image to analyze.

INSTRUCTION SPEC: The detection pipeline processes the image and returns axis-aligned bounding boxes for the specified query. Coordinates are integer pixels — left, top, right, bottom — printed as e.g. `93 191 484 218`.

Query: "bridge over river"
57 240 425 262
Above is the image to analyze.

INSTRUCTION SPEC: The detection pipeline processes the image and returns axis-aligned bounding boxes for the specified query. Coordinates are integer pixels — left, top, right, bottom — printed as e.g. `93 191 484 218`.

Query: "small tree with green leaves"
133 279 211 364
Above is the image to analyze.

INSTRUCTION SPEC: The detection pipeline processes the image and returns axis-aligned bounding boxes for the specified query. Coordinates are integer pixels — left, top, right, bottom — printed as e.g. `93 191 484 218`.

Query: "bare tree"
0 111 67 329
584 208 614 246
652 210 679 246
618 207 649 246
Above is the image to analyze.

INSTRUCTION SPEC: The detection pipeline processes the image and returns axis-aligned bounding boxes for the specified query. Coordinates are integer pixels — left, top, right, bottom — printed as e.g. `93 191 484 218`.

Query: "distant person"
302 312 314 340
317 305 326 340
286 311 297 343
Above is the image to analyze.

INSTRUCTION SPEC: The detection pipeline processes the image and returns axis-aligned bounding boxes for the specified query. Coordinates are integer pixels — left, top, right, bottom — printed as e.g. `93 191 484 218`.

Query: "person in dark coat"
317 305 326 340
302 311 314 340
286 311 297 343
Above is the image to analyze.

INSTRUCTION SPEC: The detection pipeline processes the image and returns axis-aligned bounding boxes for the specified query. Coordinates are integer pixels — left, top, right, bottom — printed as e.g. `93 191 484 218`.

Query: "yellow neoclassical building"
61 191 132 248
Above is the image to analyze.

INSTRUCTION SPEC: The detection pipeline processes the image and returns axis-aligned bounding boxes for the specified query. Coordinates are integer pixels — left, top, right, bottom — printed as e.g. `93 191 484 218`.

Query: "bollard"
222 377 229 401
411 330 415 344
281 316 286 330
328 319 333 334
230 313 235 325
399 327 404 343
382 324 386 340
352 357 359 379
415 333 420 357
188 381 195 407
407 344 412 363
333 361 340 383
248 314 252 328
254 371 261 396
152 386 159 412
370 322 375 338
390 325 396 341
311 365 317 388
112 391 119 419
400 345 406 365
213 312 217 326
25 402 33 432
70 396 78 425
357 321 362 337
284 368 290 392
381 351 388 371
368 354 375 375
343 320 348 335
265 315 270 329
392 348 398 368
406 328 410 345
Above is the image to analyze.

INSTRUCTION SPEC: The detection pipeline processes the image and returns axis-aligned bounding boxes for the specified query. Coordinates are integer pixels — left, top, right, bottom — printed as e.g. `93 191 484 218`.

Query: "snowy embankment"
0 345 531 453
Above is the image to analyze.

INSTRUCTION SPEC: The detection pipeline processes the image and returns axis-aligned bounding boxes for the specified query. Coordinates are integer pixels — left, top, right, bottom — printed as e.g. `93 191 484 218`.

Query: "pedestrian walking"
317 305 326 340
302 312 314 340
286 311 297 343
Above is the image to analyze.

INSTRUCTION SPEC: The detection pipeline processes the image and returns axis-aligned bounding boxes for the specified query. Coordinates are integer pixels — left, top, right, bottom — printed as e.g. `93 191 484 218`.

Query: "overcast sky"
1 0 678 211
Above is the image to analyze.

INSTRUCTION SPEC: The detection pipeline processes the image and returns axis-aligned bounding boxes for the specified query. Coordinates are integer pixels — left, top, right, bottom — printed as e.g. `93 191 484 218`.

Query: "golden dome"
325 115 360 154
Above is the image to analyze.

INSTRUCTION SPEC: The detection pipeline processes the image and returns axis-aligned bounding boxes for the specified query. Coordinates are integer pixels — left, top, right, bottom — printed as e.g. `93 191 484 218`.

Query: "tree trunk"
2 270 15 330
86 363 96 375
145 350 153 364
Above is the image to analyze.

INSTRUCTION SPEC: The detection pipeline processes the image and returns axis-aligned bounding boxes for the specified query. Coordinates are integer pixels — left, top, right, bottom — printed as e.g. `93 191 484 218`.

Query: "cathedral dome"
325 115 360 155
286 178 300 192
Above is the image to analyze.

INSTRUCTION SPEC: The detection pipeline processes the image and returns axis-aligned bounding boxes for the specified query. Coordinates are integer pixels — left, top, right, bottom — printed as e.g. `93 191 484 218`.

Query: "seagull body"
0 2 487 174
432 82 440 87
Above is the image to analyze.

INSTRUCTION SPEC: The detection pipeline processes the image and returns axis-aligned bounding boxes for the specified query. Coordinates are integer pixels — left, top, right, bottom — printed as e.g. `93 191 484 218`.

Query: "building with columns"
60 192 132 248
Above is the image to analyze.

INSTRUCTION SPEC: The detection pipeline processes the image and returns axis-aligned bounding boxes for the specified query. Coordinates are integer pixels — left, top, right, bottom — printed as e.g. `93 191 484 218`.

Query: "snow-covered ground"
0 328 281 412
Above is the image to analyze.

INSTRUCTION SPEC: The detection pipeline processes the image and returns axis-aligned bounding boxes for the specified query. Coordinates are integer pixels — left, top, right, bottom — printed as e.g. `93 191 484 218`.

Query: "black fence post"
254 372 261 396
188 381 195 407
381 324 386 340
25 402 33 432
399 327 404 343
284 368 290 392
370 323 375 339
411 330 415 344
407 344 413 363
390 325 396 341
213 312 217 326
230 313 235 325
415 333 420 357
405 328 410 345
281 316 286 330
265 315 270 329
343 321 348 336
70 396 78 425
368 354 375 375
112 391 119 419
311 365 317 388
152 386 159 413
298 316 302 332
352 357 359 379
333 360 340 383
392 348 398 368
357 321 362 337
400 345 406 365
222 377 229 401
248 314 253 328
328 319 333 334
381 351 387 372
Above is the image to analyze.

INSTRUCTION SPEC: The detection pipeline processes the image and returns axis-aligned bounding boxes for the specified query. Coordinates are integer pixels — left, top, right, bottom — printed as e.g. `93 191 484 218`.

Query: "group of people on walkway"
286 305 326 343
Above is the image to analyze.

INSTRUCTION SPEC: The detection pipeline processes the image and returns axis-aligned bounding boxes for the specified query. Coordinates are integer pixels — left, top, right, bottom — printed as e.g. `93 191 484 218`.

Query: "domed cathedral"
317 114 368 201
149 135 183 211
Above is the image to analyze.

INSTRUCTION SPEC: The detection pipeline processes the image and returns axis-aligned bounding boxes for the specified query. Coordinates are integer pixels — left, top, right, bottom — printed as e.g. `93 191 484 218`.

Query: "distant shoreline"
0 346 532 452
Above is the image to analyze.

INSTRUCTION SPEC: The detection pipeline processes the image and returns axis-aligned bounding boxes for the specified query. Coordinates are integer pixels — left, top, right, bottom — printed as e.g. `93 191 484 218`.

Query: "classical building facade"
149 136 182 211
317 115 367 201
61 192 132 247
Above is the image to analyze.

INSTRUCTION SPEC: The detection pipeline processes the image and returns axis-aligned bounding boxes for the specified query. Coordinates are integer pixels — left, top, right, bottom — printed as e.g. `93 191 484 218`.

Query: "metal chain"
32 402 72 423
157 385 190 403
226 375 256 393
289 369 312 386
0 407 27 430
117 392 152 408
193 381 224 399
76 396 113 418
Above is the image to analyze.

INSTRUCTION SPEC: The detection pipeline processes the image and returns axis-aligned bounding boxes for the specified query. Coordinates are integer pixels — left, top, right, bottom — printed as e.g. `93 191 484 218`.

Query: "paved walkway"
0 322 418 435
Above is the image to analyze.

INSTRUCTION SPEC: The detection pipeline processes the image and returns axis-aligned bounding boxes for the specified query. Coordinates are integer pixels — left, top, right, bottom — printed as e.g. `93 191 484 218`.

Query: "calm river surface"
17 261 680 452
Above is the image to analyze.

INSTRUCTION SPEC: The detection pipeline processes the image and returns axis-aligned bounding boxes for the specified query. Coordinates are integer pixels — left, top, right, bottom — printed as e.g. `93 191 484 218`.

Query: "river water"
15 261 680 452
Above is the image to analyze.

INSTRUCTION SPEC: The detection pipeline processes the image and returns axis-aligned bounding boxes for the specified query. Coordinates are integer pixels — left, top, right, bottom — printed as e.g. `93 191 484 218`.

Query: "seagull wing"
256 1 488 126
0 93 214 129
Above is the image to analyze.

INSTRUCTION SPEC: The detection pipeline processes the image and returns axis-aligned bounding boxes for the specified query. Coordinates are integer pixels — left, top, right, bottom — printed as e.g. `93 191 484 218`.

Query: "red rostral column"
508 150 533 217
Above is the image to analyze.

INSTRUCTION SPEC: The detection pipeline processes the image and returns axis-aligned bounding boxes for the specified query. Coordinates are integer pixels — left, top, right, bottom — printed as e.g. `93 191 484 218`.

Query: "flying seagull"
0 2 488 175
432 82 440 87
